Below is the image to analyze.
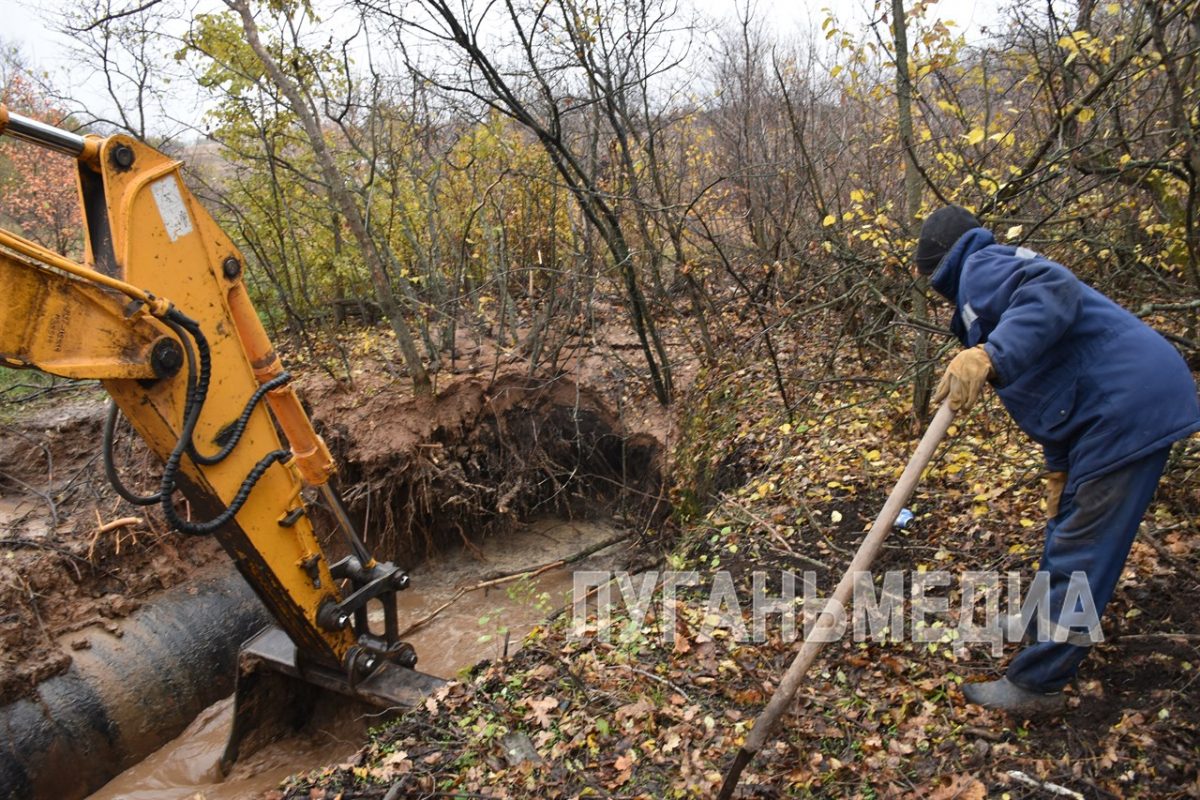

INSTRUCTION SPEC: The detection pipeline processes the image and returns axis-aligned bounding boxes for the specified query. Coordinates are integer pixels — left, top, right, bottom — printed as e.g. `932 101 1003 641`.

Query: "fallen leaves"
282 345 1200 800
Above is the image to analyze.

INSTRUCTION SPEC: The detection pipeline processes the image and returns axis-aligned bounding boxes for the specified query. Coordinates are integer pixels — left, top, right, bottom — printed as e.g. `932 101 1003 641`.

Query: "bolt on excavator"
0 105 444 769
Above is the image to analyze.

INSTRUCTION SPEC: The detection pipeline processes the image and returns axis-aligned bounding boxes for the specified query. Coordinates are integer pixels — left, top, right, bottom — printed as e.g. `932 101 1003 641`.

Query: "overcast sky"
0 0 1005 136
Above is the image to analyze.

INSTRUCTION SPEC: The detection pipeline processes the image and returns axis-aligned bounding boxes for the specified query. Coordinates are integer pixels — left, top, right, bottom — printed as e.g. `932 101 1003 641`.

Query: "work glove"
1045 471 1067 519
933 345 994 413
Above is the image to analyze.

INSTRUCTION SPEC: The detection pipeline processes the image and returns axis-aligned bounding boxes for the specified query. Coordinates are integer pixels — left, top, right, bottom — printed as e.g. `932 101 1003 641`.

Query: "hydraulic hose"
102 315 201 506
102 403 160 506
157 310 289 536
188 371 291 466
101 307 290 537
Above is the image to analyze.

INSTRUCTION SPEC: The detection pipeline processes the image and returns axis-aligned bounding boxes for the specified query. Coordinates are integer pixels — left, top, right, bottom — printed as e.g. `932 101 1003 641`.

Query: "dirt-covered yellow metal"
0 233 169 380
0 107 355 665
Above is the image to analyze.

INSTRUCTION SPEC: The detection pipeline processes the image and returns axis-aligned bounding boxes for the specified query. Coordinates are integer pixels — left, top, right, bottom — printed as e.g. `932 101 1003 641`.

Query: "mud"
0 391 221 705
88 516 637 800
1 351 667 799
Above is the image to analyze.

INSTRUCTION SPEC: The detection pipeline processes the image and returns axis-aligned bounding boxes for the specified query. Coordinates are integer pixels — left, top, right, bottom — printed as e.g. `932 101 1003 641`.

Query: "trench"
1 375 664 799
86 515 632 800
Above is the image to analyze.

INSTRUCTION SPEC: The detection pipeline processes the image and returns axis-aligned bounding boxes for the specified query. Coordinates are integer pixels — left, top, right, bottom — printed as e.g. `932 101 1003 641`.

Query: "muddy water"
88 516 629 800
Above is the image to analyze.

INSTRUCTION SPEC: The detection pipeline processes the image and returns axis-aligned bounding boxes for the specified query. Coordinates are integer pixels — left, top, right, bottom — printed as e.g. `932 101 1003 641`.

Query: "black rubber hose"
102 402 160 506
187 371 291 466
158 310 290 536
101 317 200 506
101 308 297 537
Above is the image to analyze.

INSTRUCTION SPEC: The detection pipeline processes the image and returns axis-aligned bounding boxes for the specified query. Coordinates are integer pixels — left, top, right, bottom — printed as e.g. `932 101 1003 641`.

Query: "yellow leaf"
850 189 865 203
830 510 843 523
1006 224 1024 239
779 423 792 434
830 64 843 78
964 127 985 145
1077 107 1095 123
1105 1 1119 12
822 214 836 227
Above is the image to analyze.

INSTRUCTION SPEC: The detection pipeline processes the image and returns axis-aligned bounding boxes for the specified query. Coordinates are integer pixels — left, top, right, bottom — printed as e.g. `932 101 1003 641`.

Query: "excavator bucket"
220 627 446 774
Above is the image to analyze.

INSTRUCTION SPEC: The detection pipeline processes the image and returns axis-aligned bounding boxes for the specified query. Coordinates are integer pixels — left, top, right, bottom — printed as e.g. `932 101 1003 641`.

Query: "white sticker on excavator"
150 175 194 241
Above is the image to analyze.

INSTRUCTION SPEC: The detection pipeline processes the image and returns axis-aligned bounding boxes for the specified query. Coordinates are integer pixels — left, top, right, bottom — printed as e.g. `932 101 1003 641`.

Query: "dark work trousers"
1006 447 1171 692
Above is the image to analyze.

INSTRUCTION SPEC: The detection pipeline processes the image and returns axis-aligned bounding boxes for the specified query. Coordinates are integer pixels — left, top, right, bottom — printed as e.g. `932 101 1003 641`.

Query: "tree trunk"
893 0 933 422
227 0 432 395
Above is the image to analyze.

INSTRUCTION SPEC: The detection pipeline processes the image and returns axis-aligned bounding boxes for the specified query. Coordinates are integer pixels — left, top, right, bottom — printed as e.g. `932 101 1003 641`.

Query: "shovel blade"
219 626 445 774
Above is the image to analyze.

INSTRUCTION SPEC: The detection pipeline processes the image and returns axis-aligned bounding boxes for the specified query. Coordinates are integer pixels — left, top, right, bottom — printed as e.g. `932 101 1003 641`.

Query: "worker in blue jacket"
915 205 1200 715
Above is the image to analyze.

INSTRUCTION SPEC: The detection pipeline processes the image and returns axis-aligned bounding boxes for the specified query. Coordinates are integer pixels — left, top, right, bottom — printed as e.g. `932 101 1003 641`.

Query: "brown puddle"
87 516 631 800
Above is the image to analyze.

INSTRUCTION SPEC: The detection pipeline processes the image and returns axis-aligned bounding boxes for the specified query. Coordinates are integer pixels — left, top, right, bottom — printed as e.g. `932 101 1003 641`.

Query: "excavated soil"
0 360 667 706
301 369 667 565
0 391 222 705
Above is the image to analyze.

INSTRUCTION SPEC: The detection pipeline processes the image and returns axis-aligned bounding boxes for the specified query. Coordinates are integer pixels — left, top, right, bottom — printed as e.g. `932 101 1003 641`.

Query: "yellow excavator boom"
0 105 441 763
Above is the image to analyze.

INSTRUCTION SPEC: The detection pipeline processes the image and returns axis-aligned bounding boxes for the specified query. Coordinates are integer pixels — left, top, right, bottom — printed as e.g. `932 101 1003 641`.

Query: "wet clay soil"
0 393 222 705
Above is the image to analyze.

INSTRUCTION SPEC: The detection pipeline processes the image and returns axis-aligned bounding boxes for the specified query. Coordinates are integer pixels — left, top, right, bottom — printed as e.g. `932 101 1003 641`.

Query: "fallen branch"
0 537 88 580
474 528 635 584
615 663 693 703
1138 528 1200 586
722 493 828 571
0 469 58 529
397 529 635 639
1118 632 1200 643
1005 770 1085 800
396 589 468 639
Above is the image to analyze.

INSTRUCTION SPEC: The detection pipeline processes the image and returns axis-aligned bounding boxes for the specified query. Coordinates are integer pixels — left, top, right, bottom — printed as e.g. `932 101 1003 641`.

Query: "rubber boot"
961 677 1065 717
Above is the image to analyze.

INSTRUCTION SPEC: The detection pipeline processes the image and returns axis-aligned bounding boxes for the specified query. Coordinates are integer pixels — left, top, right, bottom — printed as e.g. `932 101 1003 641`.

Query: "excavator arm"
0 106 442 762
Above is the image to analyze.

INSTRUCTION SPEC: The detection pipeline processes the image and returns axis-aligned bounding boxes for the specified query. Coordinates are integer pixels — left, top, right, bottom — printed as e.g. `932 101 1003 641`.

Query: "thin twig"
1118 633 1200 643
398 530 635 638
722 494 828 570
616 663 692 703
1139 529 1200 586
1004 770 1085 799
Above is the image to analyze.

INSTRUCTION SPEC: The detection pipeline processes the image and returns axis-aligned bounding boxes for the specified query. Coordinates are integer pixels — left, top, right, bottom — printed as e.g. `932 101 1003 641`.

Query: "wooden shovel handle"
718 401 956 799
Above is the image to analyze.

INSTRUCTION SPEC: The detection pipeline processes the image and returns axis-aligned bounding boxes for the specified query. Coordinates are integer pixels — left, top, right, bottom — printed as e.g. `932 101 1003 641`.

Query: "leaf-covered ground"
282 350 1200 799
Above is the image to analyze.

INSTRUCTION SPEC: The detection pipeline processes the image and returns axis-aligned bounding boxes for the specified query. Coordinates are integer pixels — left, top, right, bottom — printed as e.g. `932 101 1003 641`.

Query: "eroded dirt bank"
303 371 668 564
0 393 222 705
0 361 667 700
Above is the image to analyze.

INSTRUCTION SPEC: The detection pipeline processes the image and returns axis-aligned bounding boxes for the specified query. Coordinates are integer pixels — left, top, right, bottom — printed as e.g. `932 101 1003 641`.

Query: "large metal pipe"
0 566 269 800
0 105 86 157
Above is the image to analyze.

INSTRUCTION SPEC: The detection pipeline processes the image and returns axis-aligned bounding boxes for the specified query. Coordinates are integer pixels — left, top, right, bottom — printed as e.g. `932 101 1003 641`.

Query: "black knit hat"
914 205 981 275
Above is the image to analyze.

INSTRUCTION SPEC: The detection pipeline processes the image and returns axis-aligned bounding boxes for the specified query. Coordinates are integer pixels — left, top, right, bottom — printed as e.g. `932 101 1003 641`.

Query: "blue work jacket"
930 228 1200 494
